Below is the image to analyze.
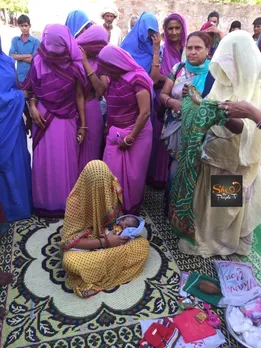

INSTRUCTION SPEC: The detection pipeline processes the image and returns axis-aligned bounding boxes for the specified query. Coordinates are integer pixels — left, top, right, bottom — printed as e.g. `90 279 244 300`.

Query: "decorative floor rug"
0 187 260 347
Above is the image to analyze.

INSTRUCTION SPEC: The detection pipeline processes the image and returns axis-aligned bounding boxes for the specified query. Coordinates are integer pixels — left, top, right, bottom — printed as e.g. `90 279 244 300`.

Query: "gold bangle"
87 71 94 77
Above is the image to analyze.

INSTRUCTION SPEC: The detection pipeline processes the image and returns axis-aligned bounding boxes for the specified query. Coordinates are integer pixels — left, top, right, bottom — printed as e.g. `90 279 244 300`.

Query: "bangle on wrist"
124 136 133 146
152 62 160 67
79 126 88 129
165 97 172 108
128 135 136 142
97 238 103 248
104 233 109 248
87 71 94 77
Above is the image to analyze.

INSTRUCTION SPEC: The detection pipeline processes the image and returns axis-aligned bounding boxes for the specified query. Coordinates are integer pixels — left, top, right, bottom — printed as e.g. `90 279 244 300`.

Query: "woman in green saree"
169 30 261 257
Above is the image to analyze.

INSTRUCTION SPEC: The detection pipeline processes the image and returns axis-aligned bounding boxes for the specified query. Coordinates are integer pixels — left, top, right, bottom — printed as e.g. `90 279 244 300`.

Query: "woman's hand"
168 99 182 113
118 135 134 151
182 84 189 98
107 232 130 248
30 106 46 129
218 101 253 119
79 46 88 64
151 33 161 48
77 128 87 144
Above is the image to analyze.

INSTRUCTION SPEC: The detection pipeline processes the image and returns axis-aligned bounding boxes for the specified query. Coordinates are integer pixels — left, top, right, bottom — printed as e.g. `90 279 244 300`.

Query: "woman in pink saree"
76 25 108 173
23 24 86 217
147 13 187 188
98 45 153 214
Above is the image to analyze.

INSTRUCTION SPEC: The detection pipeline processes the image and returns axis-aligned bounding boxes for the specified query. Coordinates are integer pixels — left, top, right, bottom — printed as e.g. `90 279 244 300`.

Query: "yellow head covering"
208 30 261 108
60 160 123 247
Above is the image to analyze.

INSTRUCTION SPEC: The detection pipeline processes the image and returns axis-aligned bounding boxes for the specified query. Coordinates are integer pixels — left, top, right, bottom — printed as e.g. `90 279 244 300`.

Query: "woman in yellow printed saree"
170 30 261 257
60 160 149 298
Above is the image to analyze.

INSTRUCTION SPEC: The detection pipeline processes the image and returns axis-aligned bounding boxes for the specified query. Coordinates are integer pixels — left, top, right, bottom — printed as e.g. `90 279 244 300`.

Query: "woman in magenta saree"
76 25 108 173
147 13 187 188
23 24 86 217
98 45 153 214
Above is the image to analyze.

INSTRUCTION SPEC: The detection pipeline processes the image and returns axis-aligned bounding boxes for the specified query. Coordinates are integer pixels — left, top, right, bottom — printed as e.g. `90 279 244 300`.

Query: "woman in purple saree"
76 25 108 173
23 24 86 217
147 13 187 188
98 45 153 214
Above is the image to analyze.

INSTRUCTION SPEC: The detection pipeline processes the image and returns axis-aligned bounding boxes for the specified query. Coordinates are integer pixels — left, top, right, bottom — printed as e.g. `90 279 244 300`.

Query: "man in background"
253 17 261 42
101 6 122 46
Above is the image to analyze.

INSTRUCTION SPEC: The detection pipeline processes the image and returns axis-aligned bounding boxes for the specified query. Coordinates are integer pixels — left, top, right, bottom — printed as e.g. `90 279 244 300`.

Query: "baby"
107 215 140 235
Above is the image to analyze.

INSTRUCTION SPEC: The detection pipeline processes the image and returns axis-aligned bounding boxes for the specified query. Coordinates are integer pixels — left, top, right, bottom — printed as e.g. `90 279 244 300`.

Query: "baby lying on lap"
106 215 145 240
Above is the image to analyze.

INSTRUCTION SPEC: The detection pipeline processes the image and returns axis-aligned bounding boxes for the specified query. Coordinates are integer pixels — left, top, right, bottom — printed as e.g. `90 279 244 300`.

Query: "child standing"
9 14 40 84
9 14 40 132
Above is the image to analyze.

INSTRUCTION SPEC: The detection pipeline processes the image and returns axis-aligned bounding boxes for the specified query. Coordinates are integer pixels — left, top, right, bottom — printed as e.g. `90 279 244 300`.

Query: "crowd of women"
1 10 261 297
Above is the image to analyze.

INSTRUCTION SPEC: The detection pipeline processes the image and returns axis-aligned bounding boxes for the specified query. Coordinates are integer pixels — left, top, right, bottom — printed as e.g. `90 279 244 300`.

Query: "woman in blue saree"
0 37 32 223
65 10 92 38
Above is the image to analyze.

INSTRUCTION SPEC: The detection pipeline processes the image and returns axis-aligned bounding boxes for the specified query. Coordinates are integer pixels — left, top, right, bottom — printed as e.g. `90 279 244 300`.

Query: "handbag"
160 62 185 158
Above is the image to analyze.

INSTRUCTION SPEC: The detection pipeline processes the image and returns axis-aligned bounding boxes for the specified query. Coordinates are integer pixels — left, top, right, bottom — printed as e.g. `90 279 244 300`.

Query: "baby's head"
118 215 140 229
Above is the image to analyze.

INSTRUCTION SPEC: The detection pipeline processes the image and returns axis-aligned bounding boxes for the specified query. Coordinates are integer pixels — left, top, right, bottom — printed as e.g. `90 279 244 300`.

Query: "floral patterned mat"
1 188 259 347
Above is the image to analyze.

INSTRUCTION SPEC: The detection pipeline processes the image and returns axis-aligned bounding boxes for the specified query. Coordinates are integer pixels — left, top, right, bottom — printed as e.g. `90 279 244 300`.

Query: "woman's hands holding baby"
107 232 130 247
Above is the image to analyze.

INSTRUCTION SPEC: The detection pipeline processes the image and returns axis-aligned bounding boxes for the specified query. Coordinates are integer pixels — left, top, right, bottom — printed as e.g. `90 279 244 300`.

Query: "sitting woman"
160 31 215 215
60 160 149 298
0 36 32 223
76 25 108 173
98 45 153 214
173 30 261 257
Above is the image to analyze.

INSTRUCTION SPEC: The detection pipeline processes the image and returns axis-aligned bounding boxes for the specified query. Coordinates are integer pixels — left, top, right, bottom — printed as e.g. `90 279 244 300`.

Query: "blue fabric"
185 59 211 94
9 35 40 82
117 215 145 240
65 10 92 37
121 12 159 73
0 48 32 222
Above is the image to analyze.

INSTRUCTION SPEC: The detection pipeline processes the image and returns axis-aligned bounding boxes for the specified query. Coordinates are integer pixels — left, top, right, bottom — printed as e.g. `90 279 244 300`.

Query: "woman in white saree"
179 30 261 257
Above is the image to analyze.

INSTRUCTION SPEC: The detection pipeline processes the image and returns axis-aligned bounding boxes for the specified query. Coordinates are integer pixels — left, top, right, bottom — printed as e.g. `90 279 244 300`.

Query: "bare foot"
0 271 13 286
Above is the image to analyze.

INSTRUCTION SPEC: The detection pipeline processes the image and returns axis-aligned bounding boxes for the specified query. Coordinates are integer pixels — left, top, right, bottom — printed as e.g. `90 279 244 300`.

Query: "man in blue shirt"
9 14 40 135
9 14 40 83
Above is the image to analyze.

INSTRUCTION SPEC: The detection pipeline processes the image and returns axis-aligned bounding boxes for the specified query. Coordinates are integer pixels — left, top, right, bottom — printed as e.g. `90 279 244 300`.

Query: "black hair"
207 11 219 21
253 17 261 26
127 216 140 228
229 20 241 32
187 31 212 49
18 14 30 26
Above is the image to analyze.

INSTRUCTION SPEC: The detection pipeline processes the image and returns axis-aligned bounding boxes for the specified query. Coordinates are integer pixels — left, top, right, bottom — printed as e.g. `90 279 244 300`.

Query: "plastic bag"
214 260 261 306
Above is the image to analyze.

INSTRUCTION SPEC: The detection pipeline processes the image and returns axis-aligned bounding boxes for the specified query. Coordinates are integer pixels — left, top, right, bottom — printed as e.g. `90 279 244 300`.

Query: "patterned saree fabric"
60 160 123 249
60 160 150 297
169 86 227 243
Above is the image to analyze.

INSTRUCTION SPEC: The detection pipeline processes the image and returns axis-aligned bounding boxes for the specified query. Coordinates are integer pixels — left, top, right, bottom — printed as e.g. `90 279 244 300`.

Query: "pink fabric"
78 98 104 174
99 44 153 213
106 76 150 129
200 22 213 31
160 13 187 76
76 25 109 95
98 44 153 93
147 90 169 188
36 24 86 85
103 121 152 213
32 117 79 217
